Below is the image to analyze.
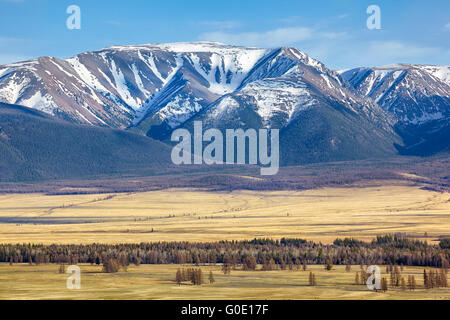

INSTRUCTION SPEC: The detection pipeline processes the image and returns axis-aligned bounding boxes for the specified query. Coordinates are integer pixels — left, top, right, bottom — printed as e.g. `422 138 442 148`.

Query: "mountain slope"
0 103 172 181
0 43 402 167
176 48 399 165
340 64 450 125
0 43 269 129
340 64 450 156
3 43 431 166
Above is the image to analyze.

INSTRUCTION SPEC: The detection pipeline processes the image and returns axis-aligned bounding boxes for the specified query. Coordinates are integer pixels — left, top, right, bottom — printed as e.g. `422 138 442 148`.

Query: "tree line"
0 235 448 268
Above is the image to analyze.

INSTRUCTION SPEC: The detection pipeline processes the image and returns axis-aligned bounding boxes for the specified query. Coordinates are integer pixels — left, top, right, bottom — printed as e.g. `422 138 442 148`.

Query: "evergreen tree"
381 277 388 292
355 272 360 285
176 269 183 286
407 275 416 291
400 277 406 290
440 269 447 287
325 258 333 271
309 272 317 286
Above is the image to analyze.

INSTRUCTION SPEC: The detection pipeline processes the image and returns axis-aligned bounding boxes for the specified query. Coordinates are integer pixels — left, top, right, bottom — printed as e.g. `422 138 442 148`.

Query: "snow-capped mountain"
0 42 392 133
0 43 270 128
340 64 450 125
0 42 404 164
4 42 450 164
194 47 392 130
176 47 399 165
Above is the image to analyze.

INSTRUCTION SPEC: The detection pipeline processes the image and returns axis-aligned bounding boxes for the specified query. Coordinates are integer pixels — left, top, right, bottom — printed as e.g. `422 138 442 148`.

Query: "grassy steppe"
0 181 448 244
0 264 448 300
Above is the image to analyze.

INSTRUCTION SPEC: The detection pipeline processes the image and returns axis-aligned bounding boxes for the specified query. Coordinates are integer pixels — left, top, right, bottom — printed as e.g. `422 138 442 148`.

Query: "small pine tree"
197 269 203 285
222 264 231 275
309 272 317 286
102 258 120 273
440 269 447 287
360 270 368 285
400 277 406 290
295 258 301 271
381 277 388 292
325 258 333 271
176 269 183 286
355 272 360 285
407 275 416 291
442 257 449 274
423 269 429 288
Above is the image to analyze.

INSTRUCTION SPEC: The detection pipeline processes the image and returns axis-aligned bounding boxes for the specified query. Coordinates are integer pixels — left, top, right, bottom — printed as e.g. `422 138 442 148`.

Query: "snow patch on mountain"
67 57 108 94
208 95 241 119
239 79 316 125
158 95 204 128
0 75 31 103
20 91 56 114
418 65 450 85
109 59 141 110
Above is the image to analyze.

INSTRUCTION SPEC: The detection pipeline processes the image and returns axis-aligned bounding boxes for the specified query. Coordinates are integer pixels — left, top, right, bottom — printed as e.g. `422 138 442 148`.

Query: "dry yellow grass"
0 264 448 300
0 180 449 244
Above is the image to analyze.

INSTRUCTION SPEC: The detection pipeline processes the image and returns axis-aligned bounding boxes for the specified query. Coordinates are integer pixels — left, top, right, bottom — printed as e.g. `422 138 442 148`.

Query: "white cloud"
320 32 349 40
277 16 301 24
198 20 241 31
199 27 313 47
325 40 450 69
445 23 450 31
337 14 349 19
0 37 26 45
0 37 32 65
0 54 31 65
367 41 441 59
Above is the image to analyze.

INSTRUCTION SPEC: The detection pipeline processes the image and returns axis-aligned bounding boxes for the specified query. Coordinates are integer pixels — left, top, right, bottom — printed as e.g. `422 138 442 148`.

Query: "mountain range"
0 42 448 179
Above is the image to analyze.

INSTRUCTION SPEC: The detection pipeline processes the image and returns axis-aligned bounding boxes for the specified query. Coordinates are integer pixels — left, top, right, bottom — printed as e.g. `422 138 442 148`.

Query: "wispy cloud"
320 32 349 40
0 54 31 65
0 37 33 65
445 23 450 31
199 27 314 47
0 37 27 46
367 41 441 59
328 40 450 69
276 16 301 24
198 26 350 48
198 20 241 31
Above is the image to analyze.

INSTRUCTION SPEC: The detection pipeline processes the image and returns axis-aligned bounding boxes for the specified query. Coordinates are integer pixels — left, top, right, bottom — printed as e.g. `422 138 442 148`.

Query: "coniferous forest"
1 235 448 269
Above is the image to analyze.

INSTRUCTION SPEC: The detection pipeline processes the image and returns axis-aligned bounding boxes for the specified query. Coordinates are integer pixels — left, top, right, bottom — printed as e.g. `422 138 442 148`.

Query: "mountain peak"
342 63 450 125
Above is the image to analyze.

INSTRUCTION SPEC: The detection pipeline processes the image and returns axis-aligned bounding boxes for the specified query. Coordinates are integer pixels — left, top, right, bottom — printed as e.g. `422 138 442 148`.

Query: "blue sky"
0 0 449 69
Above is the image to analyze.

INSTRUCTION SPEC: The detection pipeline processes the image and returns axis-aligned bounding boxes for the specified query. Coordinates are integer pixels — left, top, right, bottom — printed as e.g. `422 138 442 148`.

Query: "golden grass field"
0 180 448 244
0 180 449 300
0 264 448 300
